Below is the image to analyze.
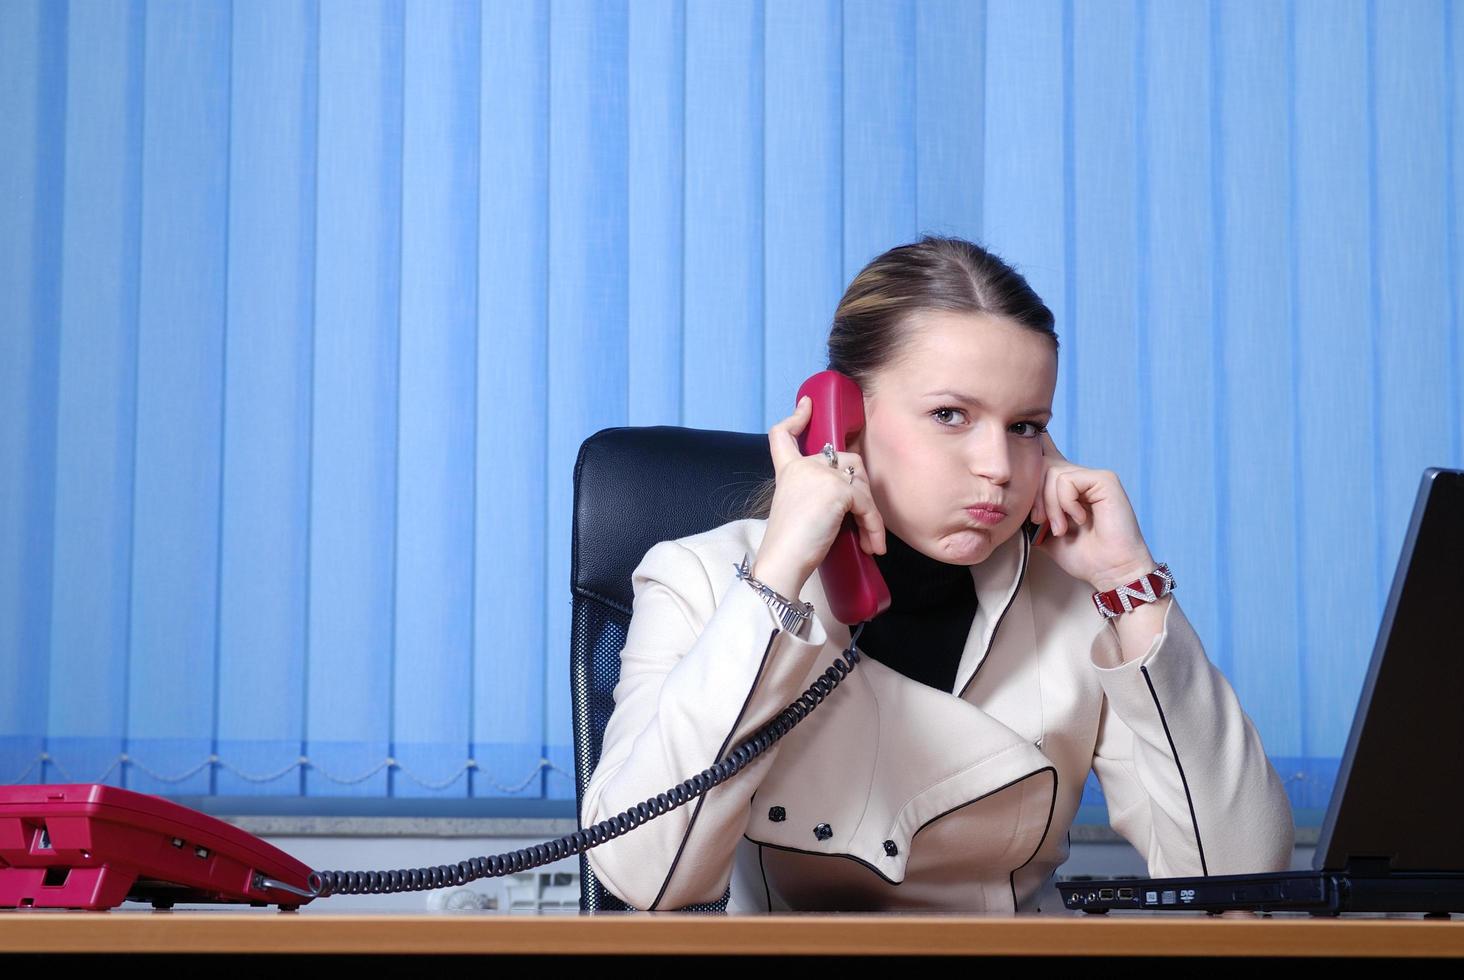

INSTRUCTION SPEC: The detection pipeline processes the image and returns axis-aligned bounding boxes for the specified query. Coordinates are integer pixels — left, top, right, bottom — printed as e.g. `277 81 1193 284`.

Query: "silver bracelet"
733 552 815 635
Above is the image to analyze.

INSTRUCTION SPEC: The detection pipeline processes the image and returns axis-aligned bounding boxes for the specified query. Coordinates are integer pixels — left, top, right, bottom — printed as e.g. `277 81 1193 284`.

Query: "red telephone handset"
794 370 893 626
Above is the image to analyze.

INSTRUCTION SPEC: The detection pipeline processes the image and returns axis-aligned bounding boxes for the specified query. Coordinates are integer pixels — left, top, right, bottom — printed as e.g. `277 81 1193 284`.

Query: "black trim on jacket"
745 765 1060 907
958 530 1030 700
649 626 783 910
1139 663 1210 876
1008 767 1060 913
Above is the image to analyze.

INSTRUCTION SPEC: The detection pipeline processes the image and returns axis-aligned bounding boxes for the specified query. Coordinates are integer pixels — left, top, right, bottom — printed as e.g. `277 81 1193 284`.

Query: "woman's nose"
969 429 1012 485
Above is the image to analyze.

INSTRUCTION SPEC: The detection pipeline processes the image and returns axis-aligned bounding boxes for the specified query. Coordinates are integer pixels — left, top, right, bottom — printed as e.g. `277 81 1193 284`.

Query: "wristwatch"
733 551 815 636
1091 563 1176 620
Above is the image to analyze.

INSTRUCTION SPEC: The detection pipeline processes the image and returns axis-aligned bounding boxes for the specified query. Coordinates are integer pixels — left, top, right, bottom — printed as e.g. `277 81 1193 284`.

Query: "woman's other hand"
1027 430 1158 592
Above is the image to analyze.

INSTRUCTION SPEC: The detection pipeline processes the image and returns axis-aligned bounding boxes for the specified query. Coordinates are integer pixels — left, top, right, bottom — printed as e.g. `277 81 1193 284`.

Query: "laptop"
1056 466 1464 917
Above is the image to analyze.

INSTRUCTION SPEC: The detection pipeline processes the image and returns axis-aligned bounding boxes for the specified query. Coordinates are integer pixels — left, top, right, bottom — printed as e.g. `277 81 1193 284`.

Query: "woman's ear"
846 392 873 456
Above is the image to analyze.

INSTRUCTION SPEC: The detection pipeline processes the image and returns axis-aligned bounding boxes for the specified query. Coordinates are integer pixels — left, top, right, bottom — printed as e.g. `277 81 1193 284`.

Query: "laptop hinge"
1342 856 1393 876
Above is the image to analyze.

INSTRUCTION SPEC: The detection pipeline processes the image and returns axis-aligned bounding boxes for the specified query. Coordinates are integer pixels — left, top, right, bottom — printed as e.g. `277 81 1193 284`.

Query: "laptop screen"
1315 467 1464 873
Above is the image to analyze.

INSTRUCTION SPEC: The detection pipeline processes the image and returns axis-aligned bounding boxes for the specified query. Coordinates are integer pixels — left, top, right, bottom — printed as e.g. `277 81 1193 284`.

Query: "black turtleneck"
854 528 979 694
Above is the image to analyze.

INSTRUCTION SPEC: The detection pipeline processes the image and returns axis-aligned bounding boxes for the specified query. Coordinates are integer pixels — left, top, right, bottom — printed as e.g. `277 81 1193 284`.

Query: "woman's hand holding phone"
754 394 888 600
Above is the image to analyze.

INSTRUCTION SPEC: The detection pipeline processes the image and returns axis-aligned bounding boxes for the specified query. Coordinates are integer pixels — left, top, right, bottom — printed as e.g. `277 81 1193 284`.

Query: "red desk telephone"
0 782 320 911
0 370 1042 912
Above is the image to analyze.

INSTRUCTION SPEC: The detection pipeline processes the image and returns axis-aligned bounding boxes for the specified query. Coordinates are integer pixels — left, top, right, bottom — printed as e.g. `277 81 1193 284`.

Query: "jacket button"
813 823 832 841
883 840 898 857
768 806 786 822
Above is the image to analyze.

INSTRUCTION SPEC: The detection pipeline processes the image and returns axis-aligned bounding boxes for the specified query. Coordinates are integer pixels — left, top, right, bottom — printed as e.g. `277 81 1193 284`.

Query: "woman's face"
845 309 1057 566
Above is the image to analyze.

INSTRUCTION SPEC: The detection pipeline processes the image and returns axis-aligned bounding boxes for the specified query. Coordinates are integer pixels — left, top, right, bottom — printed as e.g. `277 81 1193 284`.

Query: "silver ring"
821 443 839 468
844 465 855 484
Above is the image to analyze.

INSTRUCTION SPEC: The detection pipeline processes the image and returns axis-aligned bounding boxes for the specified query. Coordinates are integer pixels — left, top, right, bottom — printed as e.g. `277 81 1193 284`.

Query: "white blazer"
580 516 1296 914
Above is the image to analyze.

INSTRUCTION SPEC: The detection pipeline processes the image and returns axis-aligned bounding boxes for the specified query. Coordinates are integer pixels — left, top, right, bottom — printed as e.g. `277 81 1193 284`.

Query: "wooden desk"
1 909 1461 957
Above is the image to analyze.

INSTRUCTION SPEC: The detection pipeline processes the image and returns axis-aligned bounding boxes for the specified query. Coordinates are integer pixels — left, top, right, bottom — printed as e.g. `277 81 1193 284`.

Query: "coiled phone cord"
310 623 867 899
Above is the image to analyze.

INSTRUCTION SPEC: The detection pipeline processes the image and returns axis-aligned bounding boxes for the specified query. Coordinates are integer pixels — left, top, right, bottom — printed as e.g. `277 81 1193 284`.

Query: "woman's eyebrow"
922 389 1053 418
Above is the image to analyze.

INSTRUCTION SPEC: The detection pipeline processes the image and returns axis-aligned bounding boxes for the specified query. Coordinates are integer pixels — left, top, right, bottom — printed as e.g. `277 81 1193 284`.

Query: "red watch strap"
1092 563 1175 619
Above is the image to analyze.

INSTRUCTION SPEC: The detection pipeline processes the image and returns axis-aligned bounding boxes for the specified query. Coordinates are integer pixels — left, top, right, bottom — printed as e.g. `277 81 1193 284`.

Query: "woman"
580 235 1295 914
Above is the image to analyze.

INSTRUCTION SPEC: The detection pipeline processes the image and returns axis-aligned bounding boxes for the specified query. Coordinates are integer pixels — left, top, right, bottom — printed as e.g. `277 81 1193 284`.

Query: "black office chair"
570 424 775 913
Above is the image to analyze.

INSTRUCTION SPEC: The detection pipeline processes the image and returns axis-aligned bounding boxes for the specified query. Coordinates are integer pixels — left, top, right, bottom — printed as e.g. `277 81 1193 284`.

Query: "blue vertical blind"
1 0 1459 820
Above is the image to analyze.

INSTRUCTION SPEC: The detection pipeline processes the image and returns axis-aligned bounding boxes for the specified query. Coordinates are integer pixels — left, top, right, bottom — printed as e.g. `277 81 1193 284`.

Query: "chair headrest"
572 425 774 613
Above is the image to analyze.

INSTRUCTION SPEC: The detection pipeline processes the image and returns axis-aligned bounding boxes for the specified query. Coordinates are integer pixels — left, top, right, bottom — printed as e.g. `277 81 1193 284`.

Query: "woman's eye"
931 407 966 426
932 407 1047 439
